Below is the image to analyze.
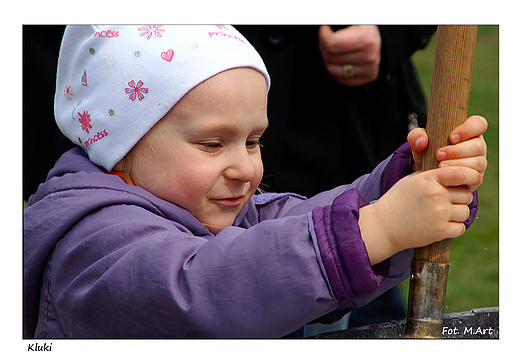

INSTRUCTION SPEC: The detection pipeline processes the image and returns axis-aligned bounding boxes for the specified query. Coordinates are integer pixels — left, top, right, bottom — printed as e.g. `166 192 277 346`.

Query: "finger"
450 204 471 224
322 48 373 66
318 25 363 55
445 221 467 239
438 156 488 176
449 115 488 144
317 25 336 52
447 186 474 205
407 128 428 152
407 128 428 172
433 166 482 187
326 63 378 86
441 169 483 193
324 61 368 78
437 137 487 162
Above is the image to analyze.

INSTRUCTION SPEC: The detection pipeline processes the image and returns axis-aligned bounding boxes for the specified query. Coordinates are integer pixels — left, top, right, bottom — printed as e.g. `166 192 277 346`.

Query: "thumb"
318 25 334 41
318 25 337 51
407 128 428 172
407 127 428 152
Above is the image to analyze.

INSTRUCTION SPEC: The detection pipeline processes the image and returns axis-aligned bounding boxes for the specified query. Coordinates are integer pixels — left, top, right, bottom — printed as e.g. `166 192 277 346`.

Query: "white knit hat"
55 25 270 171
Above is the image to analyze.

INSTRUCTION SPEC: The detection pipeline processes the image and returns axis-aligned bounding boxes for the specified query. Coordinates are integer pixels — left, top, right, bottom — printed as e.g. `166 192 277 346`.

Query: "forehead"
167 68 268 125
189 67 267 101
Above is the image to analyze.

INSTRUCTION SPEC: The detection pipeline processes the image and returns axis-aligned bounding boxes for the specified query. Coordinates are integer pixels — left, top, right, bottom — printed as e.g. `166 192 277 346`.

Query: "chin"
203 219 236 235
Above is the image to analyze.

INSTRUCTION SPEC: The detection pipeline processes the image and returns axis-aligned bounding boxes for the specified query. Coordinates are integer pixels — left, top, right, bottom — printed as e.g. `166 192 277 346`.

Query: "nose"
224 147 256 183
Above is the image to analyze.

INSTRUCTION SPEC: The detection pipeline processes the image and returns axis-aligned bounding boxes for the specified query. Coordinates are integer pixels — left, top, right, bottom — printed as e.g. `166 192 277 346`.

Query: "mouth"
212 196 245 207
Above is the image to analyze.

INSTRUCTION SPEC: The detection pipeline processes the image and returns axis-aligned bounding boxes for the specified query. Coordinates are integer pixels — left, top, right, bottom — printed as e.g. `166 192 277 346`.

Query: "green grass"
399 25 499 313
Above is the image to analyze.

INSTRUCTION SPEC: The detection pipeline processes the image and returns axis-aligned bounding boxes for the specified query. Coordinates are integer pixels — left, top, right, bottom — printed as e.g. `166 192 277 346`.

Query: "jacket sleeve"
48 204 341 338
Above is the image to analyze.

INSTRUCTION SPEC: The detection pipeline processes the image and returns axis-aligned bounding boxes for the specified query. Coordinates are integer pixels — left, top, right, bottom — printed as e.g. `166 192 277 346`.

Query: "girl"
24 25 487 338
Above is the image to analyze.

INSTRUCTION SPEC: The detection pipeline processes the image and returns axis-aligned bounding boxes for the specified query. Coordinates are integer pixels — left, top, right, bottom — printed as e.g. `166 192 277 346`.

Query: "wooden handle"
404 25 478 339
413 25 478 263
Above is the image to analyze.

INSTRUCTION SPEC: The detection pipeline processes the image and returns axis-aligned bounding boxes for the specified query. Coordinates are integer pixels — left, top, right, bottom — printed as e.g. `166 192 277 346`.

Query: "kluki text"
27 342 52 352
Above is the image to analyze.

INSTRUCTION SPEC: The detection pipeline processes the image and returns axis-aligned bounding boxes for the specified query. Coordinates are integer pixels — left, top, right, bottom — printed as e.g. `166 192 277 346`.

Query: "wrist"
358 203 398 265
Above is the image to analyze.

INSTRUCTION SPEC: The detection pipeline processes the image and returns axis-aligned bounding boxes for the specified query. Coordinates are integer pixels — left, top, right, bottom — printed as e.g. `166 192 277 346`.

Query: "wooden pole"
403 25 478 338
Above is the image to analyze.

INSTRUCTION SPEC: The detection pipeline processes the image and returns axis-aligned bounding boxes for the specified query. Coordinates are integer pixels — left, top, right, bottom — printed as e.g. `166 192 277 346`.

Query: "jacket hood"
23 147 211 337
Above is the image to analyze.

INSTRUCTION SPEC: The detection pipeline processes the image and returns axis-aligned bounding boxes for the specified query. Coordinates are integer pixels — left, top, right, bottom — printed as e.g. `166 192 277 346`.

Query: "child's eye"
198 142 223 152
246 140 264 149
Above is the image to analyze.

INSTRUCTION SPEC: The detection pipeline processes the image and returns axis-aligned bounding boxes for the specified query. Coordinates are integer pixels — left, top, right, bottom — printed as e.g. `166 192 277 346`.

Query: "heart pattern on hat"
161 49 174 62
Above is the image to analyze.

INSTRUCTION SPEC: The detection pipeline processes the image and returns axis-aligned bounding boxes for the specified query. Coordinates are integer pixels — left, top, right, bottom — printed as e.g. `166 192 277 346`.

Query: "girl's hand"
359 165 481 265
407 115 487 192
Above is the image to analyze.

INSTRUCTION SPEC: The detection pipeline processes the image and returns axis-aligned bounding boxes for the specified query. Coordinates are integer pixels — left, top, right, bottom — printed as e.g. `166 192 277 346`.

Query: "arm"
50 205 335 338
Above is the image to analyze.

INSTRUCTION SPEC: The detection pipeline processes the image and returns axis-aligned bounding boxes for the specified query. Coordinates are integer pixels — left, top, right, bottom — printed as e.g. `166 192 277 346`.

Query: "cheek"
131 151 212 205
251 158 264 190
163 163 218 202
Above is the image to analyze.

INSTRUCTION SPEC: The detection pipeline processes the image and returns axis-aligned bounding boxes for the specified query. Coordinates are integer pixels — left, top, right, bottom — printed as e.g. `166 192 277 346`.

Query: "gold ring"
343 64 354 78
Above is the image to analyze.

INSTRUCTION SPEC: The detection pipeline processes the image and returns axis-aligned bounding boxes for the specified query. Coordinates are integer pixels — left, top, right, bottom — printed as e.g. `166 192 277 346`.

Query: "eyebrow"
194 118 269 135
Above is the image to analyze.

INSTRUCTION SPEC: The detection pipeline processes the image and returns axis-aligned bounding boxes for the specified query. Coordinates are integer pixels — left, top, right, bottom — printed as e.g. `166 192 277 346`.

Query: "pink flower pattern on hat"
138 25 165 40
78 110 92 133
125 80 149 101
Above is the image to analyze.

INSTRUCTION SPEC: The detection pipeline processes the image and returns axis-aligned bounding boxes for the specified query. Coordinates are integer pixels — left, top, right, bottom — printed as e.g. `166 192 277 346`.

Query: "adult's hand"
318 25 382 87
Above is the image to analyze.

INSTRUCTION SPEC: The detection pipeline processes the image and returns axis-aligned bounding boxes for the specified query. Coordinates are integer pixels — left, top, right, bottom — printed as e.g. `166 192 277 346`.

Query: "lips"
212 196 244 207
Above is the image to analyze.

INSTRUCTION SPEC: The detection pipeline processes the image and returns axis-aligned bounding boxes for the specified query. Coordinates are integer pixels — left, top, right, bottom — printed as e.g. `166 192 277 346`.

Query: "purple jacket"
23 144 478 338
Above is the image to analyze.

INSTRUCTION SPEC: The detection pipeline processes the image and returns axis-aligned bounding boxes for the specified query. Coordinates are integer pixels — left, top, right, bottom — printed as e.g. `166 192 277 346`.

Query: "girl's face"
128 68 268 234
